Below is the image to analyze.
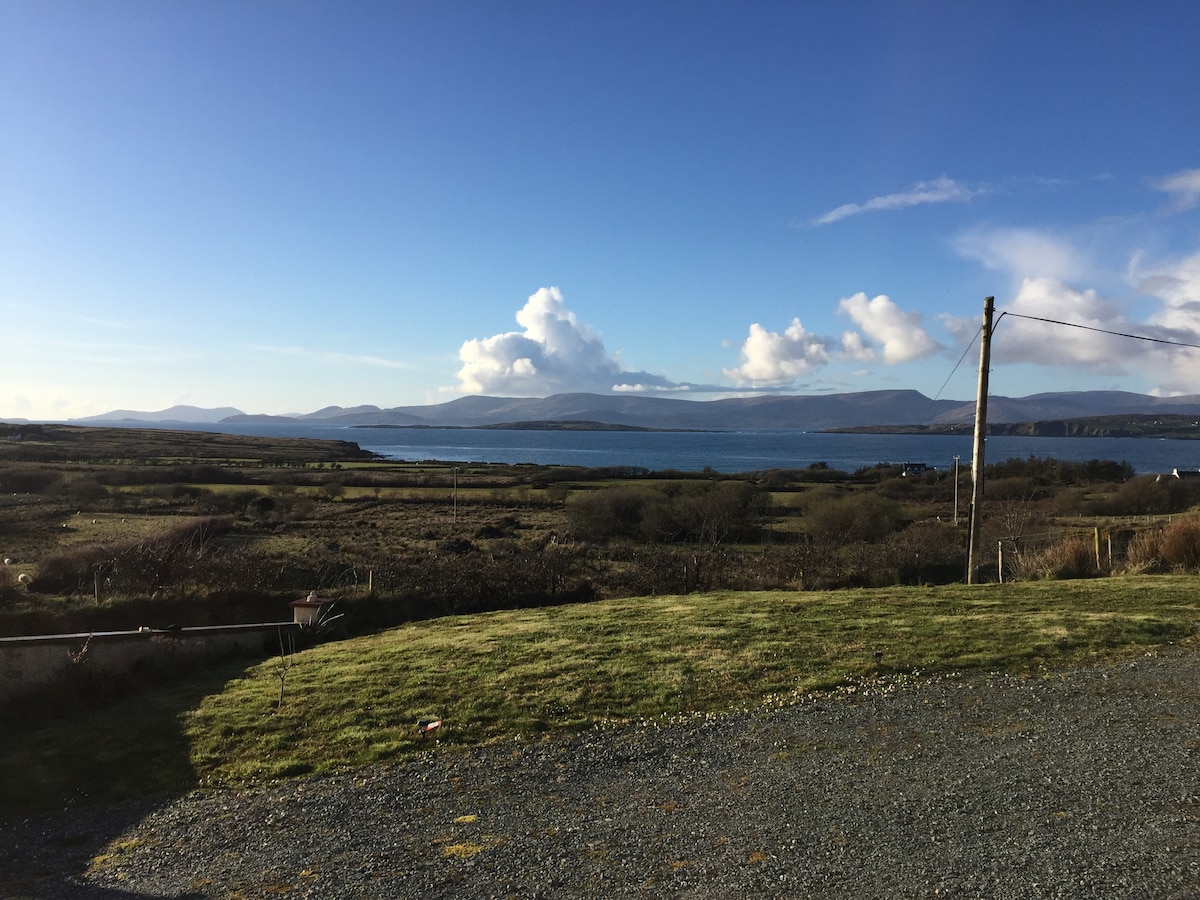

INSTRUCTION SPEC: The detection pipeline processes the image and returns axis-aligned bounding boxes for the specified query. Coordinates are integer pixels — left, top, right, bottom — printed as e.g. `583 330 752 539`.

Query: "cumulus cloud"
723 319 833 386
939 252 1200 394
1152 168 1200 211
724 295 939 387
455 287 684 396
984 278 1131 372
940 177 1200 394
837 293 941 363
814 177 984 226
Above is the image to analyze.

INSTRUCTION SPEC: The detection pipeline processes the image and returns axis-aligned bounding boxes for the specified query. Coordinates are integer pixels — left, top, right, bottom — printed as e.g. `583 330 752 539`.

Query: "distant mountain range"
70 405 246 424
52 390 1200 432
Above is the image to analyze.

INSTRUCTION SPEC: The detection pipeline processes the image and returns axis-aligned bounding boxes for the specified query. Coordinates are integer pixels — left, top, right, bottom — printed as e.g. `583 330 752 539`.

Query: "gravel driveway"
4 647 1199 898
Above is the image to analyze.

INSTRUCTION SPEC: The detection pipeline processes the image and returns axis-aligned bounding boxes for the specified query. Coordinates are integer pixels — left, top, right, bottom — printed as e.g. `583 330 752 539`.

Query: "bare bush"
887 520 966 585
803 491 904 547
34 516 235 596
566 482 767 546
1160 517 1200 571
321 480 347 500
33 542 113 594
1100 476 1200 517
1008 536 1097 581
984 480 1048 546
196 489 263 516
0 467 61 494
1123 528 1165 573
66 477 107 504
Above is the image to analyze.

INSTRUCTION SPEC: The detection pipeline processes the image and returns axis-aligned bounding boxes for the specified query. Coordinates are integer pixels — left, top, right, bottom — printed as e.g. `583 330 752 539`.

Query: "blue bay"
171 423 1200 476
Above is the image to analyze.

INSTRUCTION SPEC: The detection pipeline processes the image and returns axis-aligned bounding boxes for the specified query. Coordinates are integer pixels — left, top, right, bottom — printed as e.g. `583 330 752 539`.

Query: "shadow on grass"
0 657 259 898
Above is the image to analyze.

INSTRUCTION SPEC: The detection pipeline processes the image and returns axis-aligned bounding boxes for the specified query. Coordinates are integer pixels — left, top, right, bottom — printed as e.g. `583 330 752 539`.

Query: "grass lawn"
3 575 1198 816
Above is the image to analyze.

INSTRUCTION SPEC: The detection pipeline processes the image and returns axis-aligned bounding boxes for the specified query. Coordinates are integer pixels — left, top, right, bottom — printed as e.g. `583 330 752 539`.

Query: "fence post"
997 540 1004 584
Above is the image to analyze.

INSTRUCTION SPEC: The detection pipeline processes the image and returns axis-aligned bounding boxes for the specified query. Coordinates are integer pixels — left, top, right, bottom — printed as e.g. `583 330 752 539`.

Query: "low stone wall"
0 623 298 704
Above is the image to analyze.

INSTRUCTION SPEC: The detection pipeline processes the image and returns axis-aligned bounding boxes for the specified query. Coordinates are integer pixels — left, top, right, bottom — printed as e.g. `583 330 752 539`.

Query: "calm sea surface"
174 422 1200 476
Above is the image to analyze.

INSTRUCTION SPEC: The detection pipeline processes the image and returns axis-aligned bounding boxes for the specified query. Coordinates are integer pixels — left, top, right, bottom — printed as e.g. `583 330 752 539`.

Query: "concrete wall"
0 623 299 704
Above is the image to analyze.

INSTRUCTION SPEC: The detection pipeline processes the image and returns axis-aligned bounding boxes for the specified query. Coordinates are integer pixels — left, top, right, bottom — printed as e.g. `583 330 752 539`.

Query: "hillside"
51 389 1200 433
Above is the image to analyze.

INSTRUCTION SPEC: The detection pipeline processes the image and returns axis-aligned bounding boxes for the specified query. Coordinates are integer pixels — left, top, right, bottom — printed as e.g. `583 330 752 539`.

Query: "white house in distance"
1153 468 1200 481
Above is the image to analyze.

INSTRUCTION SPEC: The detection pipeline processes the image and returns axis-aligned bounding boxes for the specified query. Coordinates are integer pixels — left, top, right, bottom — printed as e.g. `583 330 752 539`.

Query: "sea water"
167 422 1200 476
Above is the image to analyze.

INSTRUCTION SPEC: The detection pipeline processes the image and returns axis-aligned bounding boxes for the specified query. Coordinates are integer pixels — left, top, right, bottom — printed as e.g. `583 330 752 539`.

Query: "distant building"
1156 468 1200 481
901 462 930 477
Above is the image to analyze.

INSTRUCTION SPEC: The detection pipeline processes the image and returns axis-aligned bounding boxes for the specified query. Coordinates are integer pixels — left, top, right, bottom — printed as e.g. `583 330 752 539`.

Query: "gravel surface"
4 648 1199 899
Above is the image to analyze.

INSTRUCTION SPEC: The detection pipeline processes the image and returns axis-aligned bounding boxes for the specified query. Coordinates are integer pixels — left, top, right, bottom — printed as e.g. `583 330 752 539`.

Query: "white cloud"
253 344 416 370
937 175 1200 394
839 330 874 363
1132 251 1200 331
950 266 1200 393
990 278 1130 372
725 294 940 388
723 319 833 386
455 287 681 395
1152 168 1200 211
952 227 1087 283
814 177 983 225
837 293 941 363
1131 251 1200 392
948 216 1200 392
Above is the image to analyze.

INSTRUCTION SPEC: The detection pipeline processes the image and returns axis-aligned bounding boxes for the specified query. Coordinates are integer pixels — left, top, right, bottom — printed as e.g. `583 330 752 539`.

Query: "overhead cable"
996 312 1200 351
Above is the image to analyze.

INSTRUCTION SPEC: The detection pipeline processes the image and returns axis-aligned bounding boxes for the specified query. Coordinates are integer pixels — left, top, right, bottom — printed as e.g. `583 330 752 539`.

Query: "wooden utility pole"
966 296 995 584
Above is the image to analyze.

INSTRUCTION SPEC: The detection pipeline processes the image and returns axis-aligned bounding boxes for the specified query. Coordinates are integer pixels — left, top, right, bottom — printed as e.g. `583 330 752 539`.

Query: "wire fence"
996 513 1200 582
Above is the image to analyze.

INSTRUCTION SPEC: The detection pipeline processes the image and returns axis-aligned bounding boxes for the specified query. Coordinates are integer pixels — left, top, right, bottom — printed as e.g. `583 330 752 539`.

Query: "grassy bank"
4 575 1198 817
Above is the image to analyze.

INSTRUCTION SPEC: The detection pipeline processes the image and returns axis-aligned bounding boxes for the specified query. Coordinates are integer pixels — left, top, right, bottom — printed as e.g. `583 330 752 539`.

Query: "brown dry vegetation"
4 424 1200 639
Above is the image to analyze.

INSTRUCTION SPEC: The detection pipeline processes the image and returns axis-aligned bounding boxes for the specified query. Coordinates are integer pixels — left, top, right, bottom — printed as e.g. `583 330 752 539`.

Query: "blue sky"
3 1 1199 419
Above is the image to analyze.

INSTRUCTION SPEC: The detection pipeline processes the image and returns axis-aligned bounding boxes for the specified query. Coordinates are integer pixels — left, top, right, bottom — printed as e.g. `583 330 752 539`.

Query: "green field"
3 575 1196 817
5 426 1200 820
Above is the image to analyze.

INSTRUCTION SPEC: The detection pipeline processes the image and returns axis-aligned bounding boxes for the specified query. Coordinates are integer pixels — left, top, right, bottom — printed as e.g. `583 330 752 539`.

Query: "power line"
927 324 981 409
921 306 1198 423
996 312 1200 351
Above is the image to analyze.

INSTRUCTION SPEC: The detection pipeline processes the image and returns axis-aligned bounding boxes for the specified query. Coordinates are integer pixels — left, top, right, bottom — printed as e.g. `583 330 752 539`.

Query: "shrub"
888 520 965 585
1008 536 1097 581
1160 517 1200 571
1124 528 1165 573
803 491 904 547
33 542 113 594
33 516 236 596
169 464 240 484
985 456 1134 485
196 489 261 516
247 494 276 521
566 482 768 546
599 486 658 540
0 467 61 494
875 478 915 501
1100 476 1200 516
66 477 107 504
